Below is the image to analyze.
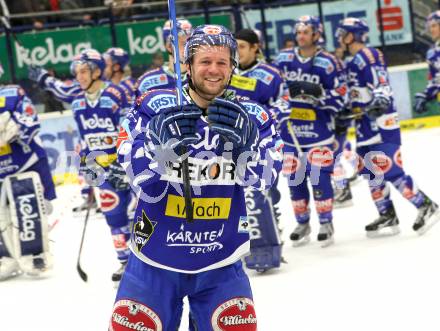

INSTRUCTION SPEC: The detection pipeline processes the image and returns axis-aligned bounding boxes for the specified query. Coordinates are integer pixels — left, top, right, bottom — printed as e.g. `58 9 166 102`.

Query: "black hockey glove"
288 81 323 102
414 92 428 114
107 161 130 191
28 66 50 86
207 98 259 160
148 104 202 156
334 108 352 135
366 91 390 119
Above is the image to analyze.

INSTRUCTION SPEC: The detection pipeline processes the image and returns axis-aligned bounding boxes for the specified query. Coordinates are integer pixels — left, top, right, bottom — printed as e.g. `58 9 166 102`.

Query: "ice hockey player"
0 62 56 280
414 10 440 115
230 28 284 271
69 49 133 282
111 24 283 330
134 18 193 97
272 15 345 247
103 47 136 101
336 17 440 236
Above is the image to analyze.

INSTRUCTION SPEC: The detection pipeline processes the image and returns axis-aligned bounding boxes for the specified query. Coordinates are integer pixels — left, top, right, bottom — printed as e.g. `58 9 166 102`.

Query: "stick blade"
77 264 88 282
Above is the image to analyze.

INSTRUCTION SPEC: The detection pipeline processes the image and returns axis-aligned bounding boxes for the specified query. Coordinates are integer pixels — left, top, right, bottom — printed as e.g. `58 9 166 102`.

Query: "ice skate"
72 196 101 216
413 198 440 235
0 257 22 281
290 223 311 247
112 261 127 287
333 184 353 209
365 206 400 238
317 222 334 247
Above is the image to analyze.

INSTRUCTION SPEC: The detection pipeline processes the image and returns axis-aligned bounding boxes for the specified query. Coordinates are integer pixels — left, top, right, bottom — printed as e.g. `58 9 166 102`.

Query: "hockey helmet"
103 47 130 69
162 19 193 44
184 24 238 66
335 17 369 43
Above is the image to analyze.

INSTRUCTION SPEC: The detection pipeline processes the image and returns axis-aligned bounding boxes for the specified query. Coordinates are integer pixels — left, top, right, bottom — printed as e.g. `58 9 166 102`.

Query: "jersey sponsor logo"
369 153 392 174
99 189 120 212
231 75 257 91
146 94 177 113
100 96 117 109
353 54 367 70
110 299 162 331
377 113 399 130
247 68 274 85
241 102 269 125
276 52 294 63
0 143 12 156
165 194 231 220
282 154 300 174
211 297 257 331
166 223 225 255
314 57 334 74
72 98 87 111
139 74 169 92
0 96 5 107
84 132 119 151
133 210 157 252
202 25 222 35
160 156 236 186
79 113 116 131
289 107 316 121
307 147 334 167
394 149 402 168
284 68 320 84
291 122 319 139
0 88 18 97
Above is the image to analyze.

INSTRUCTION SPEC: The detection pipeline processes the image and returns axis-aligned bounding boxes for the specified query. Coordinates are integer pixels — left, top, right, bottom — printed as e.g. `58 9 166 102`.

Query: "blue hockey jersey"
42 77 81 104
72 82 129 166
229 61 283 107
424 43 440 100
345 47 401 146
135 65 188 98
272 47 345 148
117 87 283 273
0 85 47 179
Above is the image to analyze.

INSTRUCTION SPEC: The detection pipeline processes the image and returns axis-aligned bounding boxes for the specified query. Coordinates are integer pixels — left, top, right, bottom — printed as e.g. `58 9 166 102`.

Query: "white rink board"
1 128 440 331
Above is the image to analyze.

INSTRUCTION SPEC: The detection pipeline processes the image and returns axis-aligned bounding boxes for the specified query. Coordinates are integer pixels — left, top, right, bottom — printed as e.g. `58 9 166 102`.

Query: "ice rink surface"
2 127 440 331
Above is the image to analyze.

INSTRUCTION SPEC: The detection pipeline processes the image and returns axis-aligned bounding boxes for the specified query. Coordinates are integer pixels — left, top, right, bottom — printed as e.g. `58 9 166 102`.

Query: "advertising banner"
0 14 231 82
244 0 413 56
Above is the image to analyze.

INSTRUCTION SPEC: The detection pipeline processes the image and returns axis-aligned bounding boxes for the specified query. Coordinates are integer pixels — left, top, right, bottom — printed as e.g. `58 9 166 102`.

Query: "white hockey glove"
0 113 20 146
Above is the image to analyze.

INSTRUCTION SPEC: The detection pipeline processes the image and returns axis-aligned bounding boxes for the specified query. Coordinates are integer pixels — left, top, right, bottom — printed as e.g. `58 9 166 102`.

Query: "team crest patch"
211 297 257 331
110 299 163 331
203 25 222 35
133 210 157 252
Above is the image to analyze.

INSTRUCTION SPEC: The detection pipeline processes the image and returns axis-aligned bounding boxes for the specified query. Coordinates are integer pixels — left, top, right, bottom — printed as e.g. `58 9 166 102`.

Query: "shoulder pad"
247 68 275 85
138 89 177 114
314 55 335 74
275 50 295 63
105 84 123 101
137 71 170 91
0 85 21 97
353 53 367 70
240 100 270 126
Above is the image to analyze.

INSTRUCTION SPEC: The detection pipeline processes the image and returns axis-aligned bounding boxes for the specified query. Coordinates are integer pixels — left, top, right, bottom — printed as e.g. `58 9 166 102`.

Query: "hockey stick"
76 192 94 282
167 0 193 222
287 121 303 157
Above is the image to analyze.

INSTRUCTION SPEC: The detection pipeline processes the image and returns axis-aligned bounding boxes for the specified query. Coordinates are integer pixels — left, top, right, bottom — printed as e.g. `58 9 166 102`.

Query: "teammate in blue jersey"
230 28 284 271
111 25 283 330
134 19 193 97
0 62 56 280
414 11 440 114
336 17 440 236
70 49 134 282
103 47 136 101
272 15 346 247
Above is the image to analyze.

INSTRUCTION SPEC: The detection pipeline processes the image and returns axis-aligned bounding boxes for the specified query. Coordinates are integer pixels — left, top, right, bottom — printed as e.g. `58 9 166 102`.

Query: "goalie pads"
288 81 323 102
244 187 283 272
0 171 52 278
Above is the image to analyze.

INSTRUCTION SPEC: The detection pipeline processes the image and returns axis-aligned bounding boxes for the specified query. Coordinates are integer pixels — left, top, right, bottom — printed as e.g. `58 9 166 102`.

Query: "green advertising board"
407 68 440 118
0 14 231 83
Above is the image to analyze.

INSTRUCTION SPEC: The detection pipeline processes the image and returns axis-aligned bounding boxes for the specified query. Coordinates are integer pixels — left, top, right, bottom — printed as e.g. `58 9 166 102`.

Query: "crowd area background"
0 0 439 113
